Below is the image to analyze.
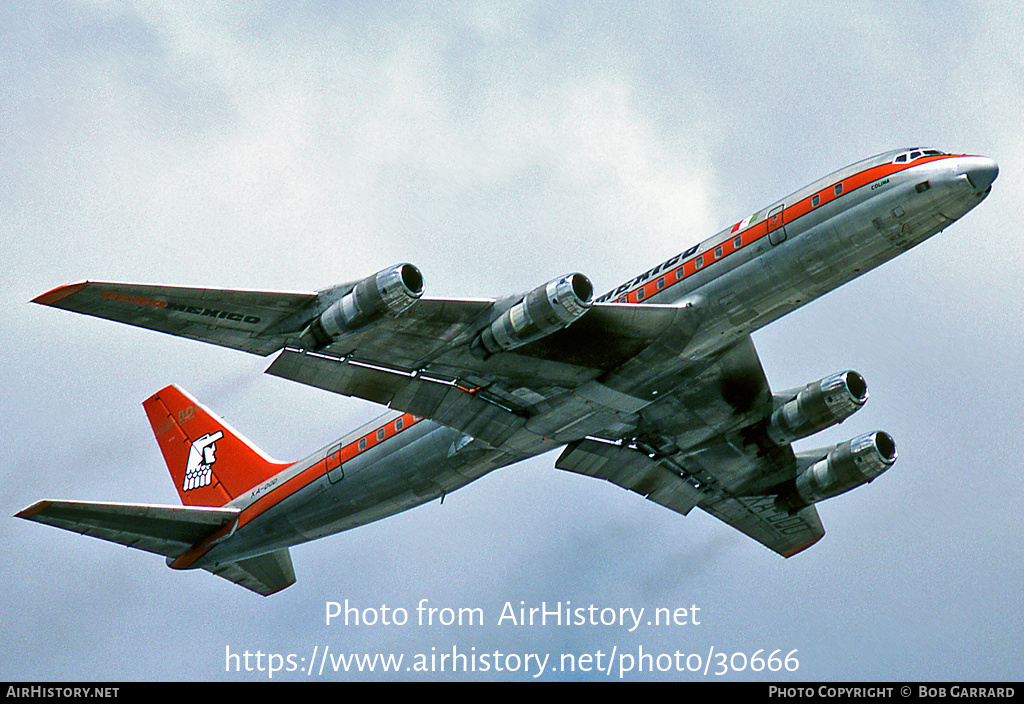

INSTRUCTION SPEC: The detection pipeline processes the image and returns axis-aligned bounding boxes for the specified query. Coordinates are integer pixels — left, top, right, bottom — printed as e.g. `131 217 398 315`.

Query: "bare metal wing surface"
34 274 705 450
552 334 828 556
29 276 819 555
32 281 320 356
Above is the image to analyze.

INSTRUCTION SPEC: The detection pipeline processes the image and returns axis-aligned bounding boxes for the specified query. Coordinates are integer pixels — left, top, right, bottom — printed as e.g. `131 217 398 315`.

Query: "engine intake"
767 370 868 445
473 273 593 356
776 431 897 514
299 263 423 350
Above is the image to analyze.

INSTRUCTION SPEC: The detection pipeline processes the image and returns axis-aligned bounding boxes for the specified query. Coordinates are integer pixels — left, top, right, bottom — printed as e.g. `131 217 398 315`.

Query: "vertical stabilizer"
143 385 292 507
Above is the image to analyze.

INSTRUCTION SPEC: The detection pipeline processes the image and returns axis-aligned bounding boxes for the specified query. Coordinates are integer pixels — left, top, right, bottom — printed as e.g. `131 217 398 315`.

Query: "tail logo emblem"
183 431 224 491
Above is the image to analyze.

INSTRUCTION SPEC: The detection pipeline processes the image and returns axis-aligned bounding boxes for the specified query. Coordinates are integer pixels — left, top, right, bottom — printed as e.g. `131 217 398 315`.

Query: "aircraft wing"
265 299 702 449
553 335 824 556
33 281 320 355
32 276 496 359
697 494 823 557
268 301 823 555
33 276 823 555
33 277 703 450
555 439 823 557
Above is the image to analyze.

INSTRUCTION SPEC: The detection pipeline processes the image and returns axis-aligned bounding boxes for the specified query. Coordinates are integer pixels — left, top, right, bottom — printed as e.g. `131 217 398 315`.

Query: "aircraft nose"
958 156 999 192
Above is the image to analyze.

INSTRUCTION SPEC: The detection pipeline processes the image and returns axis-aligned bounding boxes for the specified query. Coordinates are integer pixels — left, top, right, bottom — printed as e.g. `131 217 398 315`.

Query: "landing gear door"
767 205 787 245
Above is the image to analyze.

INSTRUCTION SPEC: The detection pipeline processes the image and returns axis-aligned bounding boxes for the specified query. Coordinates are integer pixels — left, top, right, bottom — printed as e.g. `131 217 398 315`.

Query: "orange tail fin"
143 385 292 507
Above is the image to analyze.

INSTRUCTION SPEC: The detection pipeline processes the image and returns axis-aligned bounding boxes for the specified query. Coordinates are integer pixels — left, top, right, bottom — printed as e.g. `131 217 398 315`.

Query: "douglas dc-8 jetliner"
18 148 997 595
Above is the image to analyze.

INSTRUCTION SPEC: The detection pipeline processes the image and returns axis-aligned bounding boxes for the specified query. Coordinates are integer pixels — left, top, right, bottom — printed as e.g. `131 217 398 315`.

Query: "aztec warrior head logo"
183 431 223 491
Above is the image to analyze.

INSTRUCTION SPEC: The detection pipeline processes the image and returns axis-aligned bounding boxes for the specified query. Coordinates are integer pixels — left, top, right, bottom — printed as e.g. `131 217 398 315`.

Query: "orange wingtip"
782 534 824 557
32 282 89 306
15 500 53 519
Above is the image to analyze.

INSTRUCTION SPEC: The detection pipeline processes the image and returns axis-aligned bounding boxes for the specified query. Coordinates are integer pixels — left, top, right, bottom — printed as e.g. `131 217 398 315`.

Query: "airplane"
17 147 997 596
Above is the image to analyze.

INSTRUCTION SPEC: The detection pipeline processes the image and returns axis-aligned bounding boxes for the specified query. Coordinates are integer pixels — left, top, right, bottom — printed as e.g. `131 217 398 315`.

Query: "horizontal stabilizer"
205 549 296 596
15 499 239 559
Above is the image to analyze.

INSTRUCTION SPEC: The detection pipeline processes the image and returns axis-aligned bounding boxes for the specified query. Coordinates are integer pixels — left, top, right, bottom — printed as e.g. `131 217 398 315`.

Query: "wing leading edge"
32 281 318 355
30 273 841 559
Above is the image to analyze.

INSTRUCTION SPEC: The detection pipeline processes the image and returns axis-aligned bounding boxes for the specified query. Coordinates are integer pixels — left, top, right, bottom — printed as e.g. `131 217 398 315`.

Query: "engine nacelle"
775 431 897 514
473 273 593 356
299 263 423 350
766 370 868 446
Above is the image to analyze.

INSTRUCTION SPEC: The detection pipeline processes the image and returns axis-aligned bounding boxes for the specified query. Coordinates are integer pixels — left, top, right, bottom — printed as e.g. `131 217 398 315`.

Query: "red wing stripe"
32 282 89 306
14 500 53 519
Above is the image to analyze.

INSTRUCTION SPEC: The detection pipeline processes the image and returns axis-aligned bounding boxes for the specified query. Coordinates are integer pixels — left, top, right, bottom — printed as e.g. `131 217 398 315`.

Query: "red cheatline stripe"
614 154 960 304
171 413 425 568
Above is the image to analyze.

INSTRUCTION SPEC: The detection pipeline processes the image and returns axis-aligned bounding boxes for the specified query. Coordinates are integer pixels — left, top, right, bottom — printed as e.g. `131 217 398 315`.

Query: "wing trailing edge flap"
554 443 824 557
555 333 825 558
15 499 239 558
205 549 296 596
265 299 707 449
265 349 528 449
555 439 704 516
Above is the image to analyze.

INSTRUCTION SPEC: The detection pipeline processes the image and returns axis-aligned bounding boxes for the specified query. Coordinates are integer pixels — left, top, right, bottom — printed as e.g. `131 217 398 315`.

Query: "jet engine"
766 371 868 445
298 263 424 351
472 273 593 356
775 431 897 514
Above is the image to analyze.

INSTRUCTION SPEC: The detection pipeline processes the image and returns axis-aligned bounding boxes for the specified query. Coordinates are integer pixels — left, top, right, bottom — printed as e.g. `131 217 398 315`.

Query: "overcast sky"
3 1 1022 682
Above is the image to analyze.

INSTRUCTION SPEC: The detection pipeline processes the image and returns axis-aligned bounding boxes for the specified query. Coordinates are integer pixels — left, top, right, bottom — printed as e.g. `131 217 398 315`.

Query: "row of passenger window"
354 416 409 451
631 151 946 302
811 181 845 209
637 170 850 302
629 150 942 302
632 234 745 301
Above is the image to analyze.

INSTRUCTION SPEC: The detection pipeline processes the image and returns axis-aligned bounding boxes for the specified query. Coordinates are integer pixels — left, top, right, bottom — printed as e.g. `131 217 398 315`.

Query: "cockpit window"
893 148 946 164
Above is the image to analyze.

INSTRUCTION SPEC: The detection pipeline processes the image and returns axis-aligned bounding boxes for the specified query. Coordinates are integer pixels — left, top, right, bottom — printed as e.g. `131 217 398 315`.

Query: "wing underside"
553 335 825 557
699 493 824 557
32 276 829 557
557 439 823 556
33 281 317 355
